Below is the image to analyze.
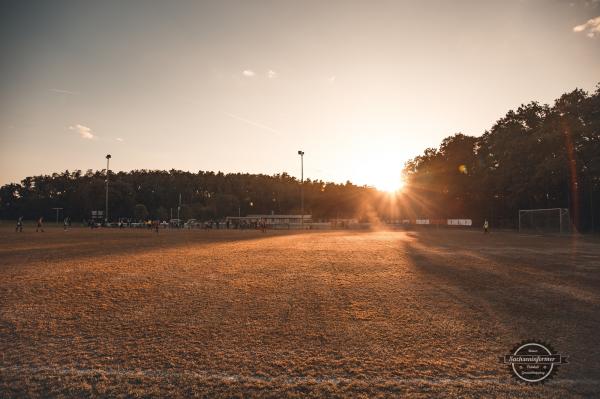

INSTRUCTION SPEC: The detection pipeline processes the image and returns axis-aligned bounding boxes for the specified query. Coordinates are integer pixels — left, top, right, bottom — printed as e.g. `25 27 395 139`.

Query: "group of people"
196 219 268 232
15 216 491 233
225 220 270 231
15 216 71 232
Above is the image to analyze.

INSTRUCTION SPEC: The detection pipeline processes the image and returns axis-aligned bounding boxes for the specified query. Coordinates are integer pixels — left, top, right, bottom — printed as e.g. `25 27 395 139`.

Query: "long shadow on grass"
402 233 600 383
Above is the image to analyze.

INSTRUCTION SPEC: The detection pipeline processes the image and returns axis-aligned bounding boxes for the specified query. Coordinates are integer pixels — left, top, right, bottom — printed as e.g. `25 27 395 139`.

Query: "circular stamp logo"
501 340 568 384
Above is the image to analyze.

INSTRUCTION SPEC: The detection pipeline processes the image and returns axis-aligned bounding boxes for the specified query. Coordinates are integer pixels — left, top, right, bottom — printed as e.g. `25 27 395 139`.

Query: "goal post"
518 208 571 234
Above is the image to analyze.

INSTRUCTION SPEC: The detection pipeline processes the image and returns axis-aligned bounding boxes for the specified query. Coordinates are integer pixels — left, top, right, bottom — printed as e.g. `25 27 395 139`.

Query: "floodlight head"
298 150 304 155
106 154 112 159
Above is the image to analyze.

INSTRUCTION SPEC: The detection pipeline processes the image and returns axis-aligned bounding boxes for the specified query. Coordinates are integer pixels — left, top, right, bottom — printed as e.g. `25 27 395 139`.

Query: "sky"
1 0 599 191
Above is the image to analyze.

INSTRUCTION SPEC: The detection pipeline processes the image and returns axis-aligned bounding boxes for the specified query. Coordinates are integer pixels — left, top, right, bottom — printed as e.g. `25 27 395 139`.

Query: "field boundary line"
1 366 600 386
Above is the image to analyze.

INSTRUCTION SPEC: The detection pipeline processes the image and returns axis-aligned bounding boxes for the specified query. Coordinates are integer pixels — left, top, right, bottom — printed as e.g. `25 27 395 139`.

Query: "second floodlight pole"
52 207 63 225
298 150 304 229
177 193 181 223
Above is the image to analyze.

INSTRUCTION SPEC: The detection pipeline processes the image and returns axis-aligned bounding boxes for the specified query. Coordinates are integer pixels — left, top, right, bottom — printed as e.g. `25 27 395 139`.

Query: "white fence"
447 219 472 226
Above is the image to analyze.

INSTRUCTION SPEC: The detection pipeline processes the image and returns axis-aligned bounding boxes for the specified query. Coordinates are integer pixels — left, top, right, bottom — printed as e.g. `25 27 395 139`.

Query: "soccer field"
1 227 599 398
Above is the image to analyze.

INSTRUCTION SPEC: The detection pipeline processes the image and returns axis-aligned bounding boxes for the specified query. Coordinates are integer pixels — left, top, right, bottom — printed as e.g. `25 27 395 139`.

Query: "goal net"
518 208 571 234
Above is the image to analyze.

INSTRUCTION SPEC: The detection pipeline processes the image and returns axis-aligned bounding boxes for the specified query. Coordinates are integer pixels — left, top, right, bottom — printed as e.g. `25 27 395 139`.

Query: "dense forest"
1 84 599 231
402 85 600 232
0 170 384 223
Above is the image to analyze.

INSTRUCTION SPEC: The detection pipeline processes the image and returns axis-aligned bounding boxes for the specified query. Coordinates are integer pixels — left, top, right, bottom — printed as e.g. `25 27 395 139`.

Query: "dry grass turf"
1 226 599 397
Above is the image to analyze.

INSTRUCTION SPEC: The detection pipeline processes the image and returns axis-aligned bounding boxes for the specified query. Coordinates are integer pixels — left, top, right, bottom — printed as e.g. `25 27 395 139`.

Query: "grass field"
1 227 599 398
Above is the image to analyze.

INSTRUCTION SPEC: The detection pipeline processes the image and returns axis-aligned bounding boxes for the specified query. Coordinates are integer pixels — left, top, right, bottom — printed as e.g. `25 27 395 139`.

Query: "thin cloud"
116 137 124 142
222 111 280 135
267 70 278 79
242 69 255 77
328 75 337 83
50 88 78 95
69 124 96 140
573 15 600 37
570 0 600 8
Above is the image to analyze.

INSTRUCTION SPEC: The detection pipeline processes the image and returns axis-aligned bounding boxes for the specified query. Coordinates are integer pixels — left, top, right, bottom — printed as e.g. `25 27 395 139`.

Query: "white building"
225 214 312 225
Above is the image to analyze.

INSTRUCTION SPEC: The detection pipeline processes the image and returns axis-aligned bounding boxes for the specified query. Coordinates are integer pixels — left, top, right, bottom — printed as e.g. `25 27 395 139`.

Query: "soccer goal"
518 208 571 234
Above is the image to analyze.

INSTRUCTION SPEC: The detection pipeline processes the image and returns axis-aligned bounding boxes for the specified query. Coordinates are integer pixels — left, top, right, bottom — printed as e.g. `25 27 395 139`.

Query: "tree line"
0 169 386 223
402 84 600 232
1 84 598 231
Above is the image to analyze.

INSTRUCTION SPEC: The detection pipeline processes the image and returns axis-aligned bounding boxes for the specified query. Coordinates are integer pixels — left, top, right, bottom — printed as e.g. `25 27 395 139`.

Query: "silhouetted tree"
404 84 600 231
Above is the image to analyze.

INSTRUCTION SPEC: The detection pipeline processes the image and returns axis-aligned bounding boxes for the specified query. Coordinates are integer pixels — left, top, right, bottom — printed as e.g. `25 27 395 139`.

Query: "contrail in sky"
222 111 280 136
50 88 78 95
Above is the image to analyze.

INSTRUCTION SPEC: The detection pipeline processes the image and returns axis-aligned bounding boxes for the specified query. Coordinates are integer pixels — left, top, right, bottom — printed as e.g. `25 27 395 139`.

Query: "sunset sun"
372 170 406 193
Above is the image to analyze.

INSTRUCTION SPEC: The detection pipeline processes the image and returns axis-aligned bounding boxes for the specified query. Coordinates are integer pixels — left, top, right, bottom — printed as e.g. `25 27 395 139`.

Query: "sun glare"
376 178 405 193
344 136 411 194
372 170 406 193
349 153 407 193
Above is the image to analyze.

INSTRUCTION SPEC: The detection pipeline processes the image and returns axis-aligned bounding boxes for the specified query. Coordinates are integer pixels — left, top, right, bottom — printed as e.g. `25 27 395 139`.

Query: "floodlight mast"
52 207 63 225
105 154 111 224
298 150 304 228
177 193 182 223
